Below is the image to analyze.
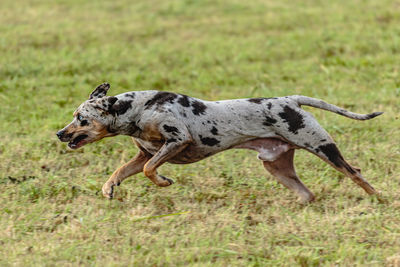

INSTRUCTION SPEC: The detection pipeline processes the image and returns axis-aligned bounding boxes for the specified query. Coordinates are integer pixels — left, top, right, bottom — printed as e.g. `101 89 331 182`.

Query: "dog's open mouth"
68 134 89 149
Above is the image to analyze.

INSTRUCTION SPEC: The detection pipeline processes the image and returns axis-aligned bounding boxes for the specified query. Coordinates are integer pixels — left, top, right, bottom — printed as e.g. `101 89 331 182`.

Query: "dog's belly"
134 138 217 163
168 138 293 164
167 144 221 164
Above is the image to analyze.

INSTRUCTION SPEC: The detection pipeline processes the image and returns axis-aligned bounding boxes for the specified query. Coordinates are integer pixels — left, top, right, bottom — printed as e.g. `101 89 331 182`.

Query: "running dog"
57 83 383 202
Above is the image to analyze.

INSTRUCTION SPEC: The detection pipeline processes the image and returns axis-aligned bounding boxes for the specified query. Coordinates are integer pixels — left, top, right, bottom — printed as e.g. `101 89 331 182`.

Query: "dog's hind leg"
263 149 315 203
235 138 315 203
102 150 151 199
275 106 377 196
310 143 377 195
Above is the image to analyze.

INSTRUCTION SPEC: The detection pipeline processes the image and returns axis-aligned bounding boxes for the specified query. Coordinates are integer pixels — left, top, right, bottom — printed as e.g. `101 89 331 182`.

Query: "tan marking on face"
91 120 113 139
62 122 78 137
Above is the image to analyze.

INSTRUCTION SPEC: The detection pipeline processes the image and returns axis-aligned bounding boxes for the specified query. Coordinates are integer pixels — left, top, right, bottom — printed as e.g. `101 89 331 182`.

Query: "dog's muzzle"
56 130 72 142
56 130 64 139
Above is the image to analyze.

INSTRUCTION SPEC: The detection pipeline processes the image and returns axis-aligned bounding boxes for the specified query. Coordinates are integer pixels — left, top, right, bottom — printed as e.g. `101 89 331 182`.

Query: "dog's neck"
107 91 157 137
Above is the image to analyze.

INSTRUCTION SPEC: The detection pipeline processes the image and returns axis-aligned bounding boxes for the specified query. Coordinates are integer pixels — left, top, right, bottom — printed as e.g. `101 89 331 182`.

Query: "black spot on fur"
248 97 275 104
318 143 342 167
318 143 356 174
320 139 327 142
163 125 180 135
199 135 220 146
248 98 264 104
263 116 277 126
107 125 115 133
278 106 305 134
127 122 140 135
210 126 218 135
110 100 132 115
166 138 177 144
367 112 383 119
267 103 272 110
178 95 190 107
108 96 118 106
126 93 135 98
191 100 207 115
81 120 88 126
144 92 177 109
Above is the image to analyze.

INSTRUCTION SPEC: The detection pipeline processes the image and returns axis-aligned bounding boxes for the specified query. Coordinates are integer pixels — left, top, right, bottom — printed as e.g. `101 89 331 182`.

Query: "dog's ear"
89 82 110 99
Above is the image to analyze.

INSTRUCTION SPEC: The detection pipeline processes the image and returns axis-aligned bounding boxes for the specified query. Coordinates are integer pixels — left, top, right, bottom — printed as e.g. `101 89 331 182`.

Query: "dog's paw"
158 175 174 187
102 182 115 199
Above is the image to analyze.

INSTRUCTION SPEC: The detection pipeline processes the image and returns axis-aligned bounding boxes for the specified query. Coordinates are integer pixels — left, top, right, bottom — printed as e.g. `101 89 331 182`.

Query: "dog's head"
56 83 121 149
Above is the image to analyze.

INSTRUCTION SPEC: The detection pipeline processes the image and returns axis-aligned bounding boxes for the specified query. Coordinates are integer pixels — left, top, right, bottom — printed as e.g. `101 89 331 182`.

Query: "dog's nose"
56 130 64 140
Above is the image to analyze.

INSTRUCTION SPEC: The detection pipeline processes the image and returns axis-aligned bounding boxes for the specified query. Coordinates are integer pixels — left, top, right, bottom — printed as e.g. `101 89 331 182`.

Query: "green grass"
1 0 399 265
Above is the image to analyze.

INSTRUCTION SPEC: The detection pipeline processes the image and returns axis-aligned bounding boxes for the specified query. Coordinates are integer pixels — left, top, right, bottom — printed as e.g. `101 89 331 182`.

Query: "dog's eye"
78 114 83 121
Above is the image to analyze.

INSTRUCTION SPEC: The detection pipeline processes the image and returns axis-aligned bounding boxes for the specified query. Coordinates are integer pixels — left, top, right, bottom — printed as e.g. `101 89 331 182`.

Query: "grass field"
1 0 399 265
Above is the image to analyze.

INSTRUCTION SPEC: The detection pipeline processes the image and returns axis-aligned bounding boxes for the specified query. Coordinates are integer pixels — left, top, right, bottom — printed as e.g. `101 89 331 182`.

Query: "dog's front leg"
143 141 190 186
143 122 192 187
102 150 151 199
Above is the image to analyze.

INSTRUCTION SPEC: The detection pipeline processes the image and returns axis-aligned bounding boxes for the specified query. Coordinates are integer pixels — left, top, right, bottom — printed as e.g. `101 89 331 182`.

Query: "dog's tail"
291 95 383 120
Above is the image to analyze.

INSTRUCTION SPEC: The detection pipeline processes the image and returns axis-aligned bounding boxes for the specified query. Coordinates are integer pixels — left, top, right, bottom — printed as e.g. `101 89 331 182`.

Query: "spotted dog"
57 83 383 203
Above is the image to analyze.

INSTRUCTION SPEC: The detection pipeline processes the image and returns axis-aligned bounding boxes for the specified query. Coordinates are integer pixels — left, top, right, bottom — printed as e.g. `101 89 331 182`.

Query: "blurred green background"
0 0 399 265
